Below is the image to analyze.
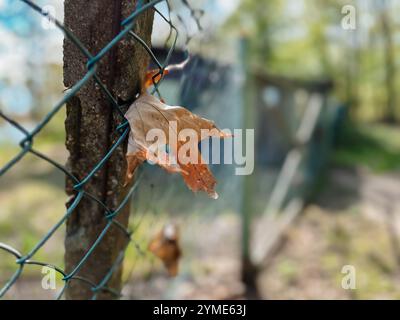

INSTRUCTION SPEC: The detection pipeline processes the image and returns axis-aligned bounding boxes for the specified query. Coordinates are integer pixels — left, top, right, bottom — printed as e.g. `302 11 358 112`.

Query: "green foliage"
226 0 400 122
333 123 400 172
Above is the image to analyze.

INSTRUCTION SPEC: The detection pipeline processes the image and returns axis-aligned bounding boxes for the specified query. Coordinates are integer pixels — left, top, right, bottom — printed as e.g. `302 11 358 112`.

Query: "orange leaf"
143 69 169 89
124 92 230 198
148 223 181 277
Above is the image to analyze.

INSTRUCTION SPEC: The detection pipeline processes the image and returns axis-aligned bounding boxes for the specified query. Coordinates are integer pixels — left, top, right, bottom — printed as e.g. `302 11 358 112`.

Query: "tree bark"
63 0 154 299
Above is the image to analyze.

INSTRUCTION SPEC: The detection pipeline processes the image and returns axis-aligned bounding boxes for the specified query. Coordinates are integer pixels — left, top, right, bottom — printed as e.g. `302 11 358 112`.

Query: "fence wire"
0 0 200 300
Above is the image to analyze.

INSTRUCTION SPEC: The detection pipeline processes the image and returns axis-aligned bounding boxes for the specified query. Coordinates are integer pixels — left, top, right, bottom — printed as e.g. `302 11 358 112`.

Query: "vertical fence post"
63 0 154 299
239 37 258 297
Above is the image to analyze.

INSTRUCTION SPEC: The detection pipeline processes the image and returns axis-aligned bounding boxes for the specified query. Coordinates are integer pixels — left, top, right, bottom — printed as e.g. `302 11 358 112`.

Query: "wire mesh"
0 0 201 300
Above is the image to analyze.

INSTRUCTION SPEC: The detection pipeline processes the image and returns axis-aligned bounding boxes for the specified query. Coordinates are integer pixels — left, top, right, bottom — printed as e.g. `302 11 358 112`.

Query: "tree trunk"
63 0 154 299
381 11 397 123
346 27 360 118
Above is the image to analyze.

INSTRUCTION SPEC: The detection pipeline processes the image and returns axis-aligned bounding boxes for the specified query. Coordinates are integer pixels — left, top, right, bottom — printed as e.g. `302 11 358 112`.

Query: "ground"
124 167 400 300
258 167 400 299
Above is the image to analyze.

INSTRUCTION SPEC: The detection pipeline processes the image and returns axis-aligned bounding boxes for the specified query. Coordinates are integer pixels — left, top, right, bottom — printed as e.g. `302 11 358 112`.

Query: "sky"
0 0 62 142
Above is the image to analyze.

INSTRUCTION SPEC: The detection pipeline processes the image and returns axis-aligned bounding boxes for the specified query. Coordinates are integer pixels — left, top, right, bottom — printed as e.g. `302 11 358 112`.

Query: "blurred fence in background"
248 72 337 268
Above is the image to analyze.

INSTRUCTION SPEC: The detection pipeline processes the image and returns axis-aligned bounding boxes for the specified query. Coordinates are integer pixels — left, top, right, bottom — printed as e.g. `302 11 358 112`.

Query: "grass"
333 122 400 173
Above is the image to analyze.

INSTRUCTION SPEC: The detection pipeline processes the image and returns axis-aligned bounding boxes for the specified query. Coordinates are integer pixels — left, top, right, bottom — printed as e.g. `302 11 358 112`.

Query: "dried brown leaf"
124 92 229 198
148 223 181 277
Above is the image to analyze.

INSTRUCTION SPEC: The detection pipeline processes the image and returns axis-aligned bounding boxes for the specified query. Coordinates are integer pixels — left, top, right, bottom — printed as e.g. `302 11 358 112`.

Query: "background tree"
377 0 397 123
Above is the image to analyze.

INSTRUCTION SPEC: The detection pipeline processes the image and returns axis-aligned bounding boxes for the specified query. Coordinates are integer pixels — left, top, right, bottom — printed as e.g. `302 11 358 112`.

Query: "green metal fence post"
239 36 258 297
